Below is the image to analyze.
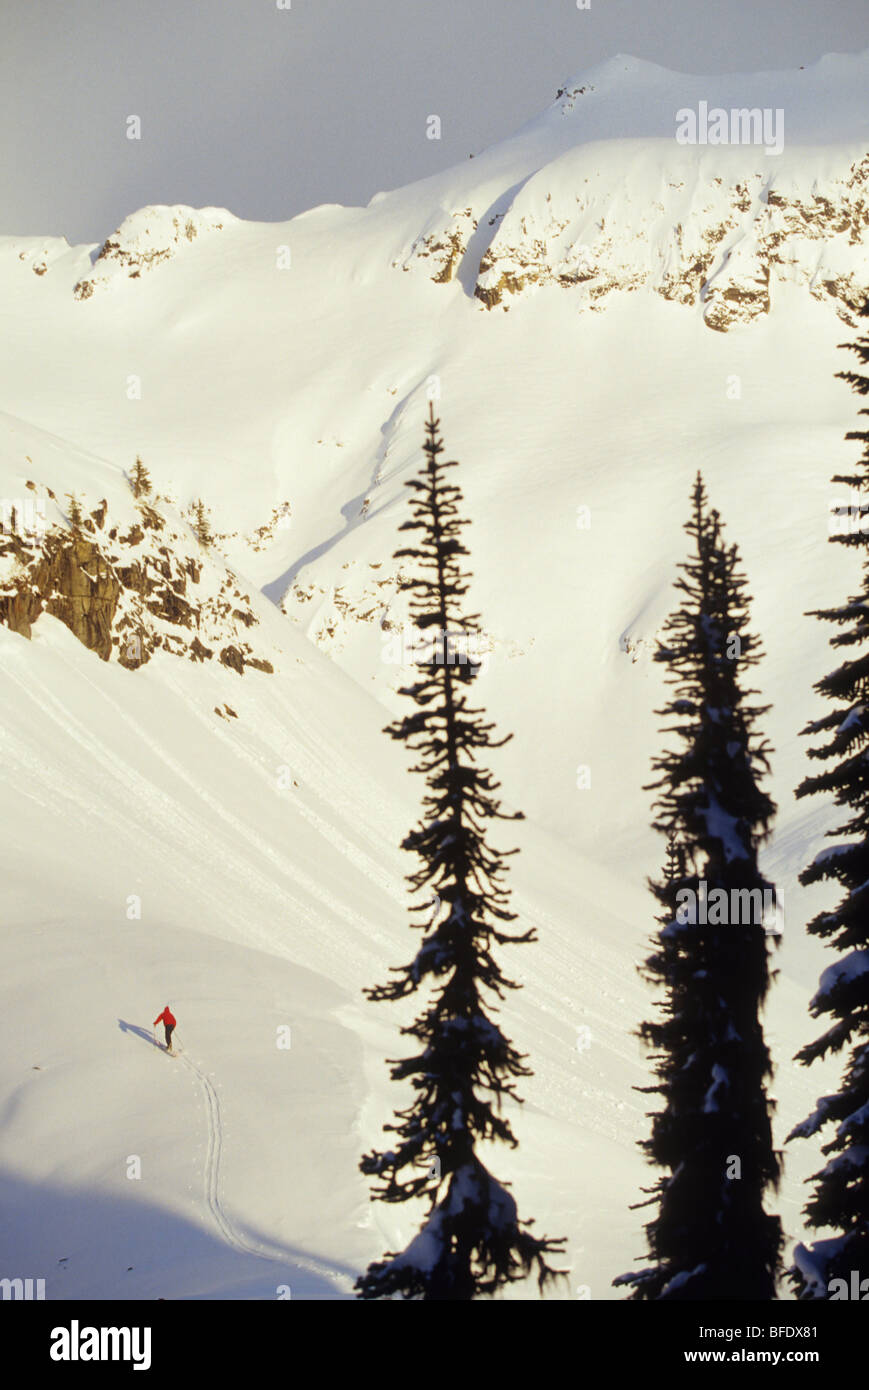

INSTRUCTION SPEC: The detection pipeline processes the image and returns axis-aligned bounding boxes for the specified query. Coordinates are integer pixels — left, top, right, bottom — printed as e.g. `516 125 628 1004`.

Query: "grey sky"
2 0 869 245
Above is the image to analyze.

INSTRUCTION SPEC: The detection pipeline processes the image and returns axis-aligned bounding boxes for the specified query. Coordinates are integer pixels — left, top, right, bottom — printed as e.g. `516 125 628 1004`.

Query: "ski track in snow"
3 648 393 972
177 1046 353 1295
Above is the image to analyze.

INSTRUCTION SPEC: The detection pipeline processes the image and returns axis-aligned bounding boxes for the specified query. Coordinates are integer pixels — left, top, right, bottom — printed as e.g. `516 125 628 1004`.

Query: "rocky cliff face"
0 486 275 674
401 148 869 332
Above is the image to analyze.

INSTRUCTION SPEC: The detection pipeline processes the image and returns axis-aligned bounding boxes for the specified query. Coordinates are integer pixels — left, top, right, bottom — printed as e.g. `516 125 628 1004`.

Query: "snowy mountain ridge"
73 205 235 300
390 52 869 327
406 141 869 330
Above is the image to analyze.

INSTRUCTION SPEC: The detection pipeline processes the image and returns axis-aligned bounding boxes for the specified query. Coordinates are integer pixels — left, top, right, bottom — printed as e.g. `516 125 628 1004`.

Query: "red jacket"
154 1008 176 1028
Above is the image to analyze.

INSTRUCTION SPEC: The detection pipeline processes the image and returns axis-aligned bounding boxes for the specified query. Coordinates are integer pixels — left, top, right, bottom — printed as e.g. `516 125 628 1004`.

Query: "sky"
2 0 869 245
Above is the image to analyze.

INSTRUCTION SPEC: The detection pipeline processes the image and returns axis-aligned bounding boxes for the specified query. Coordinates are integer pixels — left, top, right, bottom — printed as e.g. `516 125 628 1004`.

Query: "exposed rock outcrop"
392 208 477 283
73 205 233 300
0 488 275 675
400 151 869 331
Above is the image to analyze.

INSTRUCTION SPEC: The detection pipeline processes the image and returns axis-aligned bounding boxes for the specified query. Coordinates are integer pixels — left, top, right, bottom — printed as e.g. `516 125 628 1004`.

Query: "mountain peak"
538 47 869 145
73 204 235 299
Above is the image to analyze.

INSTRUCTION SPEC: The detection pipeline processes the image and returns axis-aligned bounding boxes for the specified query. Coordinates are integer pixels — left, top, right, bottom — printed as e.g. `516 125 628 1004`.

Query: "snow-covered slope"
0 50 866 1297
0 614 834 1299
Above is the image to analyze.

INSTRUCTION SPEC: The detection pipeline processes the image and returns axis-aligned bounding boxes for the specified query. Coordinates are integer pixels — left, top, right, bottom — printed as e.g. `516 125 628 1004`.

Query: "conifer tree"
788 300 869 1298
66 493 84 533
191 498 212 548
130 457 152 499
616 474 783 1300
356 404 565 1301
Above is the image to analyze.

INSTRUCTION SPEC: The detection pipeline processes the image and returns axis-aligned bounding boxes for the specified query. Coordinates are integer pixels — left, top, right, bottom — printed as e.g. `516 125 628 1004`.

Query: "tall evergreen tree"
130 457 152 499
788 300 869 1298
356 404 565 1301
616 474 783 1300
190 498 212 548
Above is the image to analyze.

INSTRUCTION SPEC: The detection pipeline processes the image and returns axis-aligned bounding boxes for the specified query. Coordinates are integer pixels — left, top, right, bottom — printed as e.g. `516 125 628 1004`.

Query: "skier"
153 1005 177 1054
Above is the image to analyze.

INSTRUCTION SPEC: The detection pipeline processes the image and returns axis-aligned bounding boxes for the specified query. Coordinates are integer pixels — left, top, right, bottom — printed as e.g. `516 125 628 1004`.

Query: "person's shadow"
118 1019 163 1050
